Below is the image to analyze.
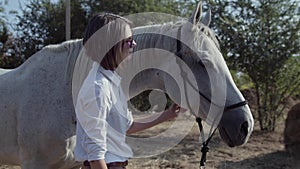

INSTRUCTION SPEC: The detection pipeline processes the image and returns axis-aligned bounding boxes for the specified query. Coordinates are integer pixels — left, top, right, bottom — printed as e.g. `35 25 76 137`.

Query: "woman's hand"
165 103 188 119
127 103 188 134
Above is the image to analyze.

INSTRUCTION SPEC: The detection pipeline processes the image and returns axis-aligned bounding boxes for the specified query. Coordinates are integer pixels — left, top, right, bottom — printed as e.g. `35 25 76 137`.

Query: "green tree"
13 0 196 60
0 0 8 66
208 0 300 131
15 0 87 60
0 0 22 68
81 0 194 17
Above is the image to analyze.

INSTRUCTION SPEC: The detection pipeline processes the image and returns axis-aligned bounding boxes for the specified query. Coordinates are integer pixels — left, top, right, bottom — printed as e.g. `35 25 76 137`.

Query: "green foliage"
230 70 254 90
0 22 8 51
130 90 152 112
129 90 172 112
0 0 8 59
7 0 196 65
276 55 300 100
15 0 87 60
0 0 22 68
209 0 300 131
81 0 194 17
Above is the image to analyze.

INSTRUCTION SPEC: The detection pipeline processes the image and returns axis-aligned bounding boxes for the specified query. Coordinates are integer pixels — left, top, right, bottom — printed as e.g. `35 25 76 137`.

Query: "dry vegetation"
127 118 297 169
1 116 296 169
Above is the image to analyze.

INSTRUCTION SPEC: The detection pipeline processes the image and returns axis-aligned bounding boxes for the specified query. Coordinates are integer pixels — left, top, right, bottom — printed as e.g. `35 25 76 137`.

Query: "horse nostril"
241 121 249 136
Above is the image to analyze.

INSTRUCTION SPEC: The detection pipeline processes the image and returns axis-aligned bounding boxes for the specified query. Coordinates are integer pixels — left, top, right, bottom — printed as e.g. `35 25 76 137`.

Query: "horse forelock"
195 23 220 50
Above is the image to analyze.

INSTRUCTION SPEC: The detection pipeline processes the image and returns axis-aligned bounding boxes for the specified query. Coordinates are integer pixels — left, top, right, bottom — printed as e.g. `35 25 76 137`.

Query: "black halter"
175 26 248 168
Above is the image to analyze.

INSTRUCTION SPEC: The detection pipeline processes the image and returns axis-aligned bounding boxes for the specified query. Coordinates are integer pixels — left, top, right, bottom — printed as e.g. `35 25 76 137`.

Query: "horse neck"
133 24 179 53
127 25 180 98
127 69 167 99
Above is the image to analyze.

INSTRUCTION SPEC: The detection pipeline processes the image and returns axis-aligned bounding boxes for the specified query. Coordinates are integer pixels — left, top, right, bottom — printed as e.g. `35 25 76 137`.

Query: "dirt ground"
1 113 298 169
126 114 298 169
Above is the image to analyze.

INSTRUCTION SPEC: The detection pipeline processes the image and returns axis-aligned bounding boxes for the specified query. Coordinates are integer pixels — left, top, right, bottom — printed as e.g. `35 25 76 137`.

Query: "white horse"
0 2 254 169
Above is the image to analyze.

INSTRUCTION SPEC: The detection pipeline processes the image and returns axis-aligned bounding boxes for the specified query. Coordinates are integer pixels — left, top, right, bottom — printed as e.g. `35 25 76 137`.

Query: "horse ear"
201 8 211 26
189 1 202 25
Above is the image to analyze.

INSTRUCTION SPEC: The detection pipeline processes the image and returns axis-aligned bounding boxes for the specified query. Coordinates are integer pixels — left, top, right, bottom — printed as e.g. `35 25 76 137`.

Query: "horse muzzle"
218 104 254 147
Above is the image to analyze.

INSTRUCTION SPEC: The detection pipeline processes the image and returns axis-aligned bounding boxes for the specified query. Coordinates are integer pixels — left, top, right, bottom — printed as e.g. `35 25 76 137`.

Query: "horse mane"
133 20 183 35
133 20 220 52
132 21 183 54
42 39 83 53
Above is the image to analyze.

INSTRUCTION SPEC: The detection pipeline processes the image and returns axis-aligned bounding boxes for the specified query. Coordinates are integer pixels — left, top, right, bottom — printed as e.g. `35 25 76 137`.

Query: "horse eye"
198 60 206 68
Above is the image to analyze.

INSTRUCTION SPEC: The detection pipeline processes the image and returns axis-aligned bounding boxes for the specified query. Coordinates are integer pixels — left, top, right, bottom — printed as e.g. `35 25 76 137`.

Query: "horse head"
172 2 254 147
118 1 254 148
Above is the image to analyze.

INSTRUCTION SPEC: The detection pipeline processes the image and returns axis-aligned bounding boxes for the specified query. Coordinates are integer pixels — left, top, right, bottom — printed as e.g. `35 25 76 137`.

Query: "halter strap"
224 100 248 112
196 117 217 167
176 26 182 55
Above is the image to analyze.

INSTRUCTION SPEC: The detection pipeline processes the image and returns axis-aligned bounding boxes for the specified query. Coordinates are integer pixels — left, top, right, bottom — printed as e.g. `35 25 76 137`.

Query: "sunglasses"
125 38 134 48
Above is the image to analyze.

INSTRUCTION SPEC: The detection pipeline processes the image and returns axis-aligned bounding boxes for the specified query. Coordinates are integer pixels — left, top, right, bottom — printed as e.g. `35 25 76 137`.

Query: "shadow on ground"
218 150 298 169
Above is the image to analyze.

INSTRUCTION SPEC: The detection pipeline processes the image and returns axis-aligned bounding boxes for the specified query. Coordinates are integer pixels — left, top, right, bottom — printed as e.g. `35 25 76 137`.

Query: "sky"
3 0 24 13
2 0 59 33
2 0 27 32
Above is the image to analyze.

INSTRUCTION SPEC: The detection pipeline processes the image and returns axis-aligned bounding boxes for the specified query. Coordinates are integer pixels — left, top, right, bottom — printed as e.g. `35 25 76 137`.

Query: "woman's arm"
127 104 186 134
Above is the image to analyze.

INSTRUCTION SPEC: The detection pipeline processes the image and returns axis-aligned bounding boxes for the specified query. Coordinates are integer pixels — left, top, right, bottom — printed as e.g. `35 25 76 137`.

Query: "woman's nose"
132 40 137 48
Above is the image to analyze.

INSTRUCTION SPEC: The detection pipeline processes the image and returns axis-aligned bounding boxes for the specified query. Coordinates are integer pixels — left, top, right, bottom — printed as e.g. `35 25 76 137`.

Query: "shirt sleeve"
126 108 134 130
76 82 112 161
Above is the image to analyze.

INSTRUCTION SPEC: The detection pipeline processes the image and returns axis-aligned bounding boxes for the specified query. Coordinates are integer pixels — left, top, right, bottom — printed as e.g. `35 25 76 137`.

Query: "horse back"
0 40 82 167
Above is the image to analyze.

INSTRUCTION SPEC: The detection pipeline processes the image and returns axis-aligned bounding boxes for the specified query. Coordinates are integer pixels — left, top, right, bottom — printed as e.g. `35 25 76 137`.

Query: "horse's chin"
219 127 235 147
218 127 245 147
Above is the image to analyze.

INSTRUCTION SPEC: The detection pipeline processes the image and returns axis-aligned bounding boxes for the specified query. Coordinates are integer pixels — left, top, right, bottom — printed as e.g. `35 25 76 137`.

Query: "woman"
75 13 186 169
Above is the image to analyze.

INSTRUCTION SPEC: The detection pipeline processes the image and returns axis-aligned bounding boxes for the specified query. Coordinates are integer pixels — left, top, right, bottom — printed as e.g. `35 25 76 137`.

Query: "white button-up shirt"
75 62 133 163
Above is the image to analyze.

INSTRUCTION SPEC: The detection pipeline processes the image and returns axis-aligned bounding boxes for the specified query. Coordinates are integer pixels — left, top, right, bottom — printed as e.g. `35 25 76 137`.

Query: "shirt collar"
94 62 121 86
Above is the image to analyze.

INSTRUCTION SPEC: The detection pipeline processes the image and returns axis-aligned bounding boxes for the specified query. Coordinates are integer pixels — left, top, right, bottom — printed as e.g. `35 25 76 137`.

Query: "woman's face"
122 24 136 59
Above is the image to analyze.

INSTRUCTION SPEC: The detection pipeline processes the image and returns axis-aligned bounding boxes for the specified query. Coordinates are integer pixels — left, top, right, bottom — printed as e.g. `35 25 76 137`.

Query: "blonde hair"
83 13 133 70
